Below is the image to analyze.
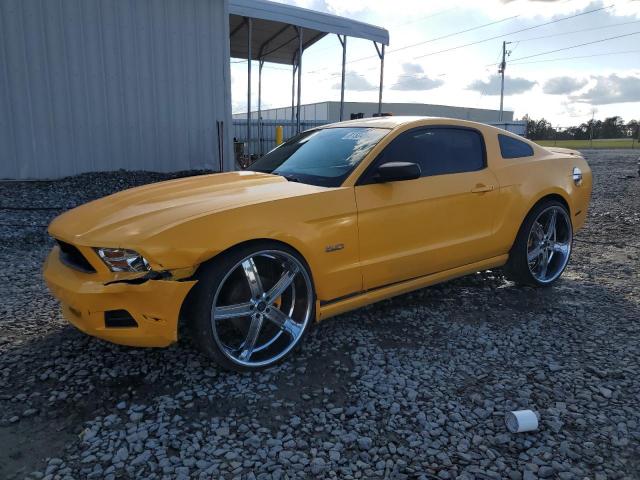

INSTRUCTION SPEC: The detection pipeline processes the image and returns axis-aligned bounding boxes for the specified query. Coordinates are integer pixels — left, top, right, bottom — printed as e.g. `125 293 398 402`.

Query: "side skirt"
316 254 509 321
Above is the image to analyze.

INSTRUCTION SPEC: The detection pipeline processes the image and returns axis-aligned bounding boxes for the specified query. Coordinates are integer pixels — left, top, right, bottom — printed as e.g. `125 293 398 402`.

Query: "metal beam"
258 59 264 156
374 42 385 115
258 24 292 58
265 30 322 63
230 20 247 38
246 17 252 158
302 32 325 50
337 35 347 121
291 63 297 126
296 27 303 133
260 26 299 59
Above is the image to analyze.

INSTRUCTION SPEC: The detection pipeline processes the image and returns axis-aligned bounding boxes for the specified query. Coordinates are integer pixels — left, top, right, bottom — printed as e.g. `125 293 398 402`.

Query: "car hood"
49 171 324 246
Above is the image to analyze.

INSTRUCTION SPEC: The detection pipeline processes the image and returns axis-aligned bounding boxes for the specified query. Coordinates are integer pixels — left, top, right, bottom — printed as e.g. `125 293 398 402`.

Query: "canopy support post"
258 58 264 156
296 27 303 134
374 42 385 115
291 63 297 128
337 34 347 121
246 17 252 159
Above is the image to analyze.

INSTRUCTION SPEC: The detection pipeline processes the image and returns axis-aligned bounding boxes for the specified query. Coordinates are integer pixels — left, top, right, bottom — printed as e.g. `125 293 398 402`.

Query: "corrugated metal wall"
0 0 233 179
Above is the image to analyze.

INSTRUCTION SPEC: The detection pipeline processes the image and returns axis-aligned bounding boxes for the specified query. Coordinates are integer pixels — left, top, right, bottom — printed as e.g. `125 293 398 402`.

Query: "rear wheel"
504 200 573 286
187 242 315 371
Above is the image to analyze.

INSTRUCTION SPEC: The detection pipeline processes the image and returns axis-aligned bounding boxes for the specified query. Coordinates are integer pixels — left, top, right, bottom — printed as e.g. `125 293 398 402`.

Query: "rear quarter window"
498 134 534 159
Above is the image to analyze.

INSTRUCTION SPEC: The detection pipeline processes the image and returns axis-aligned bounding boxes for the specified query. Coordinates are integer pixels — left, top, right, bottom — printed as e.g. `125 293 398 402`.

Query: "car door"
355 126 500 290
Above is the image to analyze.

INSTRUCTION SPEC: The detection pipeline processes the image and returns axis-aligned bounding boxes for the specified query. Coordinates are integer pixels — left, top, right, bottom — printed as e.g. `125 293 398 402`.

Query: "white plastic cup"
505 410 539 433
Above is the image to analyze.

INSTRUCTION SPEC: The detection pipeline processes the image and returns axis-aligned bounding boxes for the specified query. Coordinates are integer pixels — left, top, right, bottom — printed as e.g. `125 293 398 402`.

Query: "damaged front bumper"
43 246 197 347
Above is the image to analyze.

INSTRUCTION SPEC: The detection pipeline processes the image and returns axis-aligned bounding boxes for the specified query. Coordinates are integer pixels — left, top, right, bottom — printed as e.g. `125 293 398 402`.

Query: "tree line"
524 116 640 141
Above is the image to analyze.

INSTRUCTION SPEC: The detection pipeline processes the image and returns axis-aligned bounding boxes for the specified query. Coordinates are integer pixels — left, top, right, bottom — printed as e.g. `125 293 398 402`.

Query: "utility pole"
498 41 511 123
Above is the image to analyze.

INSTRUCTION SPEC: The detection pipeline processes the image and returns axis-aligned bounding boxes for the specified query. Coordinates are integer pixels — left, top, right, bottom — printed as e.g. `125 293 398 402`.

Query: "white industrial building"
0 0 388 179
233 101 515 123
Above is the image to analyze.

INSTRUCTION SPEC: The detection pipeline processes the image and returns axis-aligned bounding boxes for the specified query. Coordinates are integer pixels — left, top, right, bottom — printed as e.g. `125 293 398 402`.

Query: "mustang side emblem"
325 243 345 253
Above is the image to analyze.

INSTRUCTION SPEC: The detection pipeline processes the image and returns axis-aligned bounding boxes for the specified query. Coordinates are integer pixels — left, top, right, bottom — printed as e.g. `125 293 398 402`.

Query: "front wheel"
504 200 573 286
186 242 315 372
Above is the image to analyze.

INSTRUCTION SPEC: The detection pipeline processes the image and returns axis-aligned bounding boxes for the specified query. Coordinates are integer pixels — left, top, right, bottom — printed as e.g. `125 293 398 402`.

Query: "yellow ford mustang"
45 117 592 371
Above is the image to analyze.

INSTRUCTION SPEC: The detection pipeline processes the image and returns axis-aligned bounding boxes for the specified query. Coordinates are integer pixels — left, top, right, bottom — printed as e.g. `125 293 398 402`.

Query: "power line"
238 40 640 84
412 4 614 59
313 15 521 71
506 31 640 63
303 6 463 57
319 8 461 57
512 19 640 43
360 47 640 88
387 15 520 55
508 49 640 65
343 43 640 87
390 6 460 27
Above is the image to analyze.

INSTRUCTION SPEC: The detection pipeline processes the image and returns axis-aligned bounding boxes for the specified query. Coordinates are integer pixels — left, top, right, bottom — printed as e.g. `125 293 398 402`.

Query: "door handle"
471 184 495 193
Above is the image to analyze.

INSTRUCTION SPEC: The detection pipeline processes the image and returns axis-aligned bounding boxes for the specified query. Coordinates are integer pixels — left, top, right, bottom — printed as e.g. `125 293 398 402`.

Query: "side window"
371 127 485 179
498 134 534 158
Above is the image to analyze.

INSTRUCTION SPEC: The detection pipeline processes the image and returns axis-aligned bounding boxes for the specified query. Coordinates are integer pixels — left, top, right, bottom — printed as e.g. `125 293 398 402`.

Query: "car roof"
316 115 546 154
319 115 492 130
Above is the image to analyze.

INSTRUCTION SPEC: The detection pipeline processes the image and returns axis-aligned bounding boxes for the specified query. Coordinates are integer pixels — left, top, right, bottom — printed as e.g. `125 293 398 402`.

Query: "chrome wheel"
526 206 572 284
210 250 313 368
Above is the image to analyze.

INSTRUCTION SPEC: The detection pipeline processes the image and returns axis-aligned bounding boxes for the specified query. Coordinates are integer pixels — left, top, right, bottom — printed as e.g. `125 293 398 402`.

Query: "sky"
230 0 640 126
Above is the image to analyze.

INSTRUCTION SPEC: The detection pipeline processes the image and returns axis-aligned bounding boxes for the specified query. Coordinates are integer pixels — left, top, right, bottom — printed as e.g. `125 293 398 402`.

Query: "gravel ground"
1 151 639 480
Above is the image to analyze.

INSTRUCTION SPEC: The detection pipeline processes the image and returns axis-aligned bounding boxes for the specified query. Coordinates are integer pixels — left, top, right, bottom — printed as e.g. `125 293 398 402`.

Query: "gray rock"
114 447 129 463
538 466 554 478
129 412 143 422
131 451 151 466
358 437 373 450
310 458 326 474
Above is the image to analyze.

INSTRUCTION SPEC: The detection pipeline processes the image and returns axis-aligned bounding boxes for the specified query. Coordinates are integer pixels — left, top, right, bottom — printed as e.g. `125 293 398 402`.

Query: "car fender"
137 188 362 303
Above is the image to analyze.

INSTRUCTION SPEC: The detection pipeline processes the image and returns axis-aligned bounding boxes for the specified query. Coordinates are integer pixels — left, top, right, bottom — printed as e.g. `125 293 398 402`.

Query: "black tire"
184 241 316 372
504 199 573 287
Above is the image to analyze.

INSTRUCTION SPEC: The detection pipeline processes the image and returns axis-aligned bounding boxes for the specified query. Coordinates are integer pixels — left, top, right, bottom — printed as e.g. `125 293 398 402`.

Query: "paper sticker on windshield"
341 131 367 140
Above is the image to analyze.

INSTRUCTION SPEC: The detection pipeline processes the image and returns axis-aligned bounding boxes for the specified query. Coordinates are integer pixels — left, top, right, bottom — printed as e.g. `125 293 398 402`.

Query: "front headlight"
95 248 150 272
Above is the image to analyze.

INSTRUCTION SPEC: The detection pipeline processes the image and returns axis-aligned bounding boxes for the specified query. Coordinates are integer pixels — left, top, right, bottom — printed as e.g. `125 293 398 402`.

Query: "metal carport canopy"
228 0 389 160
229 0 389 64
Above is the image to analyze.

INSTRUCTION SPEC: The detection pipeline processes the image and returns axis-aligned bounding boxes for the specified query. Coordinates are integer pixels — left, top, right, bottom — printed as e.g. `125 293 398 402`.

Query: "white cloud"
402 63 424 75
543 76 588 95
332 71 378 91
392 76 444 91
391 63 444 91
467 74 537 95
571 74 640 105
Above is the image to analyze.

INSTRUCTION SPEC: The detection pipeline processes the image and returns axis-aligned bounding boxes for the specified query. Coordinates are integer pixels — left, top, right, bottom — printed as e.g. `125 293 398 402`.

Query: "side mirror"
374 162 421 183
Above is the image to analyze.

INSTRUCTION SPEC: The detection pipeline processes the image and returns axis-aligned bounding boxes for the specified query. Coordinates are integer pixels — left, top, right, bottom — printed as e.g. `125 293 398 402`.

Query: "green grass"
536 138 638 149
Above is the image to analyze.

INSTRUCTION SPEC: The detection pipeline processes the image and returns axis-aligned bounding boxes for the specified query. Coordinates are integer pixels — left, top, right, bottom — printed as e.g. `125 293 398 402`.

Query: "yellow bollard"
275 125 284 146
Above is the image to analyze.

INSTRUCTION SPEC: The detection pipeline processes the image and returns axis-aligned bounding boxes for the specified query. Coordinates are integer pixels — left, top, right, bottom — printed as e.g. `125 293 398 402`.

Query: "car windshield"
249 127 389 187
